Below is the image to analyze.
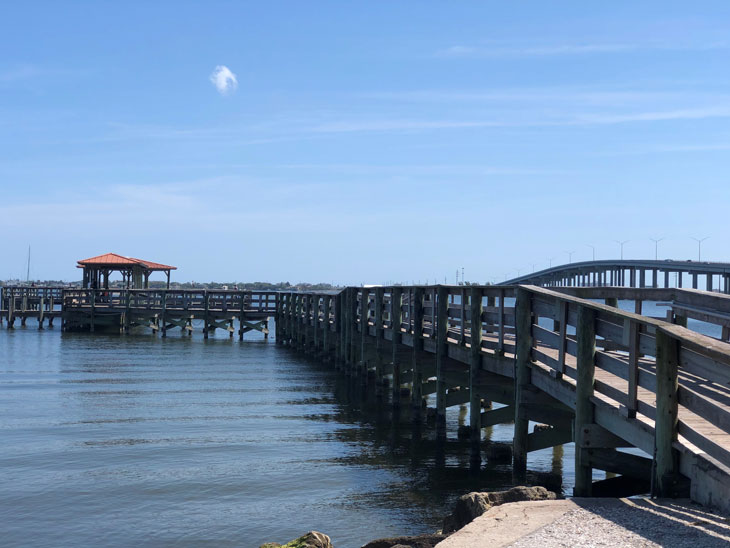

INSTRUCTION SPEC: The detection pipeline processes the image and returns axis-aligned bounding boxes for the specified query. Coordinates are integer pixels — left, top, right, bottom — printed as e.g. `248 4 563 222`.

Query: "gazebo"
77 253 176 289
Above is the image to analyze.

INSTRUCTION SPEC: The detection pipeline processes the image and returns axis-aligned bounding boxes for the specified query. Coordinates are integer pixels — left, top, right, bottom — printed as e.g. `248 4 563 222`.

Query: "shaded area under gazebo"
77 253 176 289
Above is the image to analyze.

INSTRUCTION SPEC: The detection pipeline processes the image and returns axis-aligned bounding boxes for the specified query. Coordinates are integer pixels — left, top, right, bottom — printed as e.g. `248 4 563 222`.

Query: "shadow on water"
290 352 566 518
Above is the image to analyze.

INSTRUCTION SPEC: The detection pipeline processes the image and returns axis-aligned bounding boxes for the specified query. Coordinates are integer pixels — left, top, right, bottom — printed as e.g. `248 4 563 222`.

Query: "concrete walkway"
436 497 730 548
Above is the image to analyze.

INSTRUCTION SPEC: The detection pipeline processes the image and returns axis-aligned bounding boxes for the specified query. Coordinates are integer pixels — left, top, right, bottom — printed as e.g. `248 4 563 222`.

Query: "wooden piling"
391 286 403 405
436 286 448 429
469 286 482 440
513 288 532 472
411 287 424 413
655 329 679 495
374 288 384 393
574 305 596 497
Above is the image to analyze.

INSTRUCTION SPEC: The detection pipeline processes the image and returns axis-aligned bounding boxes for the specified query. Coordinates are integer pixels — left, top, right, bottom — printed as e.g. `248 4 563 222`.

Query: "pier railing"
279 284 730 508
62 289 278 314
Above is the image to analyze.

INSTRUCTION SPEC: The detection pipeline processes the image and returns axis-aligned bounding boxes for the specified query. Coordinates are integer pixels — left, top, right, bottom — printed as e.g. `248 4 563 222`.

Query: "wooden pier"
4 270 730 513
276 284 730 512
2 287 277 338
0 286 64 328
61 288 277 338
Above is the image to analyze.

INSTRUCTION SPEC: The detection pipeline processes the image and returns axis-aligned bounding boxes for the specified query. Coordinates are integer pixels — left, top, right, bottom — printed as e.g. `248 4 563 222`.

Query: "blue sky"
2 2 730 284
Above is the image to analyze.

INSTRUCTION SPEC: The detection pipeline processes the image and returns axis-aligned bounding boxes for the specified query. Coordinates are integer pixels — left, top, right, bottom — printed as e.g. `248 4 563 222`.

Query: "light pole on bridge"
615 240 629 260
565 250 575 264
691 237 710 261
585 244 595 261
650 237 665 261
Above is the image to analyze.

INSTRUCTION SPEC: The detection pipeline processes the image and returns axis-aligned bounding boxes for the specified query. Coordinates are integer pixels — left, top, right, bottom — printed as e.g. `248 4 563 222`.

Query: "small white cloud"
209 65 237 95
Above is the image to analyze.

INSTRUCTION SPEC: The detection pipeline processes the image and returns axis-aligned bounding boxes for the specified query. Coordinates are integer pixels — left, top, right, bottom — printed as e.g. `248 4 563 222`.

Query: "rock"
362 533 447 548
259 531 332 548
442 486 556 534
456 425 471 439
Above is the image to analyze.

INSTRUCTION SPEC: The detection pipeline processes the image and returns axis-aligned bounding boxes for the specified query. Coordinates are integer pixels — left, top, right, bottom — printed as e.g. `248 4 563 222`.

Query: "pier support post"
374 288 384 395
303 294 311 352
161 290 167 338
411 287 424 415
343 289 351 368
574 305 596 497
90 290 95 333
513 288 533 473
314 295 321 354
274 293 282 344
38 296 44 330
436 286 448 435
349 288 358 369
360 288 368 377
203 290 209 339
323 295 331 358
391 287 403 406
469 286 482 443
655 329 679 496
336 292 344 365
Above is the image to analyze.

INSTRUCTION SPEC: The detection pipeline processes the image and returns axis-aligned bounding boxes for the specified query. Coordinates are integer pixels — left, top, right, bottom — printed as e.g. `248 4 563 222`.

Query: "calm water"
2 320 568 548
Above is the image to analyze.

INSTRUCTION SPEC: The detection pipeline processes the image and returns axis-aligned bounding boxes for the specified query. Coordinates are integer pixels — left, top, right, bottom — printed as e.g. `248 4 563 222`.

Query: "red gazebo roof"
77 253 176 271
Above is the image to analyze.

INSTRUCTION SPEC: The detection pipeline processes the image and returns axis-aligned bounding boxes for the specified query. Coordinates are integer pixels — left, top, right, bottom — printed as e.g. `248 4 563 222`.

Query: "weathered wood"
469 286 482 438
655 329 679 496
574 305 596 497
374 288 384 393
412 287 424 412
436 286 449 427
391 287 403 405
513 288 532 472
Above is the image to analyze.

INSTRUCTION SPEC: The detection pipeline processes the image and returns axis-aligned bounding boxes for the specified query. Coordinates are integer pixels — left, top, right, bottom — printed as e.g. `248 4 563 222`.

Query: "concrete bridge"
503 259 730 292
